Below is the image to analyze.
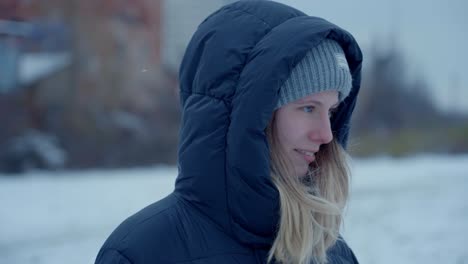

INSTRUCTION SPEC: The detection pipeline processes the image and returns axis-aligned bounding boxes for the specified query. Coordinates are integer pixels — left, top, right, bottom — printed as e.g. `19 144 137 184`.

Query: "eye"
302 106 315 113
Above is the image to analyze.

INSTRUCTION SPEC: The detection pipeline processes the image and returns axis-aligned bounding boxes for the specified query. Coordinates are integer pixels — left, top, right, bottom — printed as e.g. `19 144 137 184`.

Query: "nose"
307 114 334 145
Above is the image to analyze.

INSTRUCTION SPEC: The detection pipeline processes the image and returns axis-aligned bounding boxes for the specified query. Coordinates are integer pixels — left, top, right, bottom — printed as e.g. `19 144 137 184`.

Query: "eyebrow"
295 99 340 109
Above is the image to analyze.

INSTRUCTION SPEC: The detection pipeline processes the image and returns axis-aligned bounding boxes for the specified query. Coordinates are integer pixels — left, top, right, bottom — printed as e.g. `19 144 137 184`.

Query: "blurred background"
0 0 467 263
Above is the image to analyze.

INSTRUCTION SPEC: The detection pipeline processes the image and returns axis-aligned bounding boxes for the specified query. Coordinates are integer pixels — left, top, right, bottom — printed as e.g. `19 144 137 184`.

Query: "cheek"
276 119 300 148
274 108 308 149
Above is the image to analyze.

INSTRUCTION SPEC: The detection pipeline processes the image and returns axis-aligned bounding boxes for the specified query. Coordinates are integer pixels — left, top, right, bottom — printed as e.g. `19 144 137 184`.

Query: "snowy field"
1 155 467 264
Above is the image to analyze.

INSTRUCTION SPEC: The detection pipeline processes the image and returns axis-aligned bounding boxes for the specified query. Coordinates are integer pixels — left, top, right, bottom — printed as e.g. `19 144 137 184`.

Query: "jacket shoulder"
95 193 184 263
95 193 252 264
326 237 359 264
96 248 133 264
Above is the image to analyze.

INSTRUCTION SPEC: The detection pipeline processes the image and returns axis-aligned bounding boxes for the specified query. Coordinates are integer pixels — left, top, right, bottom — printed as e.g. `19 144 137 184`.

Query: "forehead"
294 90 339 105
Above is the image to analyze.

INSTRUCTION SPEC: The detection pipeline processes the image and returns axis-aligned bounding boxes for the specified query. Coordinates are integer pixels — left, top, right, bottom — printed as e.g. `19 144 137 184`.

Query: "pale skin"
274 90 339 177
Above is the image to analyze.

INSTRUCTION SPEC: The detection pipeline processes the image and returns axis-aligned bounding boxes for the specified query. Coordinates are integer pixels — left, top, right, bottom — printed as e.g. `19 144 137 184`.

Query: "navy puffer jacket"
95 1 363 263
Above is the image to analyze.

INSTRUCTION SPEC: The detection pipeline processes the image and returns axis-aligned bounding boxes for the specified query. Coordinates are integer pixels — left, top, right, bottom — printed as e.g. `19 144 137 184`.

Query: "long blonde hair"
266 118 351 264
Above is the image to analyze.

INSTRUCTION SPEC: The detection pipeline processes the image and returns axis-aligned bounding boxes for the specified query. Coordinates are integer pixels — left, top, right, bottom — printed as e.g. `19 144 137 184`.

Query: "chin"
293 166 309 178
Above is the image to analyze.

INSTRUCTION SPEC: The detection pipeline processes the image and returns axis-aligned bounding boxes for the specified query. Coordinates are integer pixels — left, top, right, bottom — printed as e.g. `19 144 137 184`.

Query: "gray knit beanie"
276 39 352 109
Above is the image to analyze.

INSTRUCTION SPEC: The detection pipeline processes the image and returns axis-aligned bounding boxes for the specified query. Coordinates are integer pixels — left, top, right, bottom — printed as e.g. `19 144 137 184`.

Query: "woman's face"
274 90 339 177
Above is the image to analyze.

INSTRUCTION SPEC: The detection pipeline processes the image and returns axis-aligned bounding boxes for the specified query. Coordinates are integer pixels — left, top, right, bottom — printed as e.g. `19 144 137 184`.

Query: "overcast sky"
275 0 467 113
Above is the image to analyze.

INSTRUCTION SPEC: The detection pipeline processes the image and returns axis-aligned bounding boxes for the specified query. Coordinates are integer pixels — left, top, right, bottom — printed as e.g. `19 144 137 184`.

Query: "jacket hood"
174 0 363 249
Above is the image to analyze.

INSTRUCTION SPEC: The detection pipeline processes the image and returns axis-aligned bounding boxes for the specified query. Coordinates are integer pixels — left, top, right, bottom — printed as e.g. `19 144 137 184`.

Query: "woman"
95 1 362 263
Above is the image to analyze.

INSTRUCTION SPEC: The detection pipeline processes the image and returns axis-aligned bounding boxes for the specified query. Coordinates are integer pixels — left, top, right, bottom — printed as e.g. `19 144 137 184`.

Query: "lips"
295 149 317 163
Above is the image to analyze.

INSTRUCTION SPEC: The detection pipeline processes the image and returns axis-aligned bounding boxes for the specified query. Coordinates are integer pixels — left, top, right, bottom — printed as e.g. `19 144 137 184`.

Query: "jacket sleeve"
95 248 133 264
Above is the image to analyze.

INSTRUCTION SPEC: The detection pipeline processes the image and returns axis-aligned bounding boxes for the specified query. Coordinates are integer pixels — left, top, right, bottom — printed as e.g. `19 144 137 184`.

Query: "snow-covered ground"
1 155 467 264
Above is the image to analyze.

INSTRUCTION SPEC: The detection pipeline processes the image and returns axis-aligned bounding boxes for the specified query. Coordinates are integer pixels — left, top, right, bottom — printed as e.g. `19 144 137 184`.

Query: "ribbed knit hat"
276 39 352 109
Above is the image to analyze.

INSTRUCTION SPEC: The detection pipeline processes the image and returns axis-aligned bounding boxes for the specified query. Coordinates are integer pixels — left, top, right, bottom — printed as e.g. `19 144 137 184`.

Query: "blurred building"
0 0 236 171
